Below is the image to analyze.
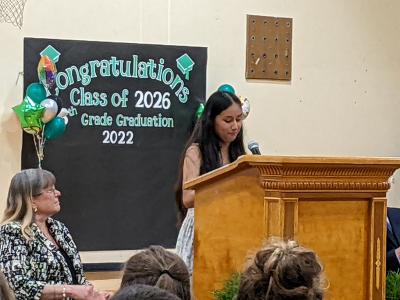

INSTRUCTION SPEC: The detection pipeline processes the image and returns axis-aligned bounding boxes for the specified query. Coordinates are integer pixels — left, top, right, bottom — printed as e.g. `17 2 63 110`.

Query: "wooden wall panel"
297 199 370 300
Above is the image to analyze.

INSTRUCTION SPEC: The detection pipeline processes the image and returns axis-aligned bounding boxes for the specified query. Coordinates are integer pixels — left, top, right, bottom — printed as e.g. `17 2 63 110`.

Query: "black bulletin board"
22 38 207 251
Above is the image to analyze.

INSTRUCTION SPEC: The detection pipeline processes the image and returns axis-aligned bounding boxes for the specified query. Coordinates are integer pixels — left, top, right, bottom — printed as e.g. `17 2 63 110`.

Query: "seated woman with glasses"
0 168 108 300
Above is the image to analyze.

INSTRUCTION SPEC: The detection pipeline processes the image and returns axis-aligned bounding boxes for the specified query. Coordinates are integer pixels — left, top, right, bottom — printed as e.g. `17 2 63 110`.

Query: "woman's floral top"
0 218 88 300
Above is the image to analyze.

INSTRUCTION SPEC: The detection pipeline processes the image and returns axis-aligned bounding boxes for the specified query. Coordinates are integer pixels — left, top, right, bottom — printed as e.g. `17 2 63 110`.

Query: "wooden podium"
184 155 400 300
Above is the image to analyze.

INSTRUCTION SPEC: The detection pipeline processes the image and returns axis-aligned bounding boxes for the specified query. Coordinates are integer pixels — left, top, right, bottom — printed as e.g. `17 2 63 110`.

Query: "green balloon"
13 96 45 134
195 103 205 119
26 83 47 104
44 117 66 140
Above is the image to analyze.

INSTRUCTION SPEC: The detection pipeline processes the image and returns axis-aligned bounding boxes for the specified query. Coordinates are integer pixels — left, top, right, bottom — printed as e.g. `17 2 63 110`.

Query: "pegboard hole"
275 54 278 58
263 53 267 58
252 19 256 24
274 70 278 75
251 36 255 40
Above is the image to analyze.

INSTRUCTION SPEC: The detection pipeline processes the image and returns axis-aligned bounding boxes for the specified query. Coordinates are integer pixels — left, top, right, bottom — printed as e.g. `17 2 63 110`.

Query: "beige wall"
0 0 400 261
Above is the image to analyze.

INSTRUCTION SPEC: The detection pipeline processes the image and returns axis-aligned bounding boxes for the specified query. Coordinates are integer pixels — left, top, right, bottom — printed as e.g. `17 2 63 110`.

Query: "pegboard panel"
246 15 292 80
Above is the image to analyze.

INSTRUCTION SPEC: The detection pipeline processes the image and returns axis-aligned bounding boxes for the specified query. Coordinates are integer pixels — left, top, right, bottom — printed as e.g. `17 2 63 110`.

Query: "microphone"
247 140 261 155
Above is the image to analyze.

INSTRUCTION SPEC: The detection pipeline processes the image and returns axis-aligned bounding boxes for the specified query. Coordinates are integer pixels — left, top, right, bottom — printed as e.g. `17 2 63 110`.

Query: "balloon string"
32 134 41 168
40 127 45 164
32 130 45 169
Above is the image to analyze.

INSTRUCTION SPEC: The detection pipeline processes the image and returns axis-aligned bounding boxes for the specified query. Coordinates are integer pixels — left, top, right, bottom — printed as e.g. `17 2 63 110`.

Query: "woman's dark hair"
175 91 246 225
238 239 325 300
120 245 190 300
111 284 180 300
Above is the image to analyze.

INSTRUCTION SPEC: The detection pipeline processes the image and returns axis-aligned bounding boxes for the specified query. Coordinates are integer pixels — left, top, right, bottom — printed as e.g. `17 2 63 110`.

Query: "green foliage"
212 272 241 300
387 271 400 300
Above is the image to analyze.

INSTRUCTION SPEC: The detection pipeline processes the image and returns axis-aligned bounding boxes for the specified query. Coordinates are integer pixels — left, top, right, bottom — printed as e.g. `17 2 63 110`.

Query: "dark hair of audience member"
111 284 180 300
238 239 325 300
0 271 15 300
120 245 190 300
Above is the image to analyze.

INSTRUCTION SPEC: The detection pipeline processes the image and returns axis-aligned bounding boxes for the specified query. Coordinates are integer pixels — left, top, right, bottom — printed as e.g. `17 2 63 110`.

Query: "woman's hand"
99 290 114 299
67 285 106 300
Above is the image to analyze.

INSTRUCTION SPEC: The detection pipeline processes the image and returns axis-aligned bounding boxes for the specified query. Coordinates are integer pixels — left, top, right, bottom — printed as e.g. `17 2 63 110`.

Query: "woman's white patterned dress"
176 208 195 274
176 144 201 275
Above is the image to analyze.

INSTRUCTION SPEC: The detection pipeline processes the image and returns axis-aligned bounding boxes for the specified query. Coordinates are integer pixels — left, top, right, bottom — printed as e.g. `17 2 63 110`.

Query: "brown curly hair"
121 246 190 300
238 239 325 300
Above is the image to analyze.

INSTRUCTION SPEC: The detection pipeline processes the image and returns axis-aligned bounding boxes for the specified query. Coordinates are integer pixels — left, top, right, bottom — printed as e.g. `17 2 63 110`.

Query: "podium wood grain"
184 155 400 300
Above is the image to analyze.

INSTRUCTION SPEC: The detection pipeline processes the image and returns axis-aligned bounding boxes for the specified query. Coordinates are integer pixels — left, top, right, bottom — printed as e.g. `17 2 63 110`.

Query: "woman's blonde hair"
238 239 325 300
2 168 55 240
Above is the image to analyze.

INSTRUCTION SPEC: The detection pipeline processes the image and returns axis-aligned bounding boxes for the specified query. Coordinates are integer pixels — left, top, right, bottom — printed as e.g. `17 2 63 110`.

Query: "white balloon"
62 116 69 125
40 99 58 123
58 108 69 117
239 96 250 119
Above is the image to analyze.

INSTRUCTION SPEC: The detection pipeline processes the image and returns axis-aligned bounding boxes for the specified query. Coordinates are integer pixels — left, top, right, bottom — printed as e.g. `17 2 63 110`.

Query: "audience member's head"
238 239 325 300
121 245 190 300
111 284 180 300
0 271 15 300
2 168 56 239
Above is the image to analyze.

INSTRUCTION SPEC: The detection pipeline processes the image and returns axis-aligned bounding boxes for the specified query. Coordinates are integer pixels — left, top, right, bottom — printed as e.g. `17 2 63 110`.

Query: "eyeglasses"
33 187 57 197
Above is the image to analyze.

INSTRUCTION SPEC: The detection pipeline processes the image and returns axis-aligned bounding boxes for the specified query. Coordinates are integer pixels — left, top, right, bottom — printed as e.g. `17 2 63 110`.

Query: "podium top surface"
184 155 400 190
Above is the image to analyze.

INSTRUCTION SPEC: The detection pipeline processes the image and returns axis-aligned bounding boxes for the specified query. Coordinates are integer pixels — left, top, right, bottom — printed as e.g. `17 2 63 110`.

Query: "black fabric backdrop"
22 38 207 250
